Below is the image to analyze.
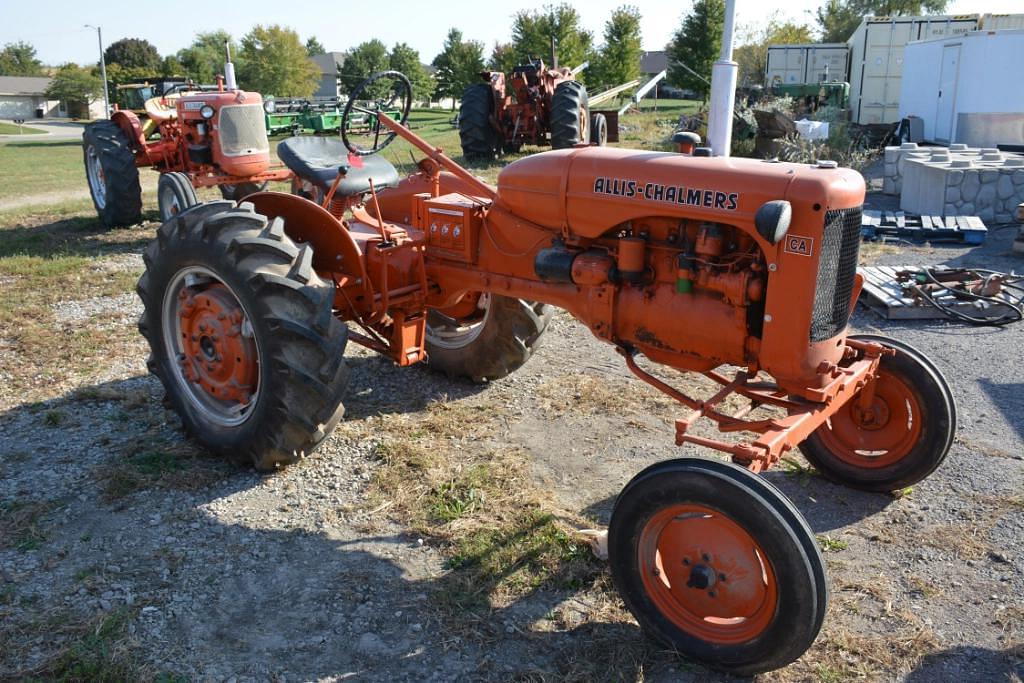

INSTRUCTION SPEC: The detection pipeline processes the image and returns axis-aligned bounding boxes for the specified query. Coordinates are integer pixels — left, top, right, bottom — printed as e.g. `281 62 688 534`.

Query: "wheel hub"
176 285 257 404
640 505 776 643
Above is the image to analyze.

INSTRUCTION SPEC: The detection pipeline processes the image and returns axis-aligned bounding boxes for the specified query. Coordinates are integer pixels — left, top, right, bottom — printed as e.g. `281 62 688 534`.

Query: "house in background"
0 75 104 120
310 51 347 99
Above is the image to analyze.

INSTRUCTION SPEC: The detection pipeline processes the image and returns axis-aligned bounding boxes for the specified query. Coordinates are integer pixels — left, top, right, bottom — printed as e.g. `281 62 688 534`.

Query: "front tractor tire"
609 458 827 676
83 120 143 228
424 294 552 383
458 83 501 161
157 172 199 223
137 201 350 471
798 334 955 492
550 80 589 149
220 182 269 201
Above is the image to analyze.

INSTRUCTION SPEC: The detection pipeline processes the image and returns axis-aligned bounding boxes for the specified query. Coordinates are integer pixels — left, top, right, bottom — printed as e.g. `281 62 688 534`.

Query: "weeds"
0 500 52 552
818 535 849 552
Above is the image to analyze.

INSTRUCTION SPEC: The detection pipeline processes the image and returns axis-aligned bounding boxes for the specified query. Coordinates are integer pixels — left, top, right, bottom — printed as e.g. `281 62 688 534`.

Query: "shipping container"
847 14 980 125
980 13 1024 30
764 44 850 86
899 29 1024 146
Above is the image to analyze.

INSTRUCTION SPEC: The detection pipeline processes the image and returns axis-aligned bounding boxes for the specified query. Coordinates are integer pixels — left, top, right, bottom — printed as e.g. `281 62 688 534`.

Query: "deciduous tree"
177 31 241 85
104 38 161 73
432 29 485 108
590 5 643 90
511 3 593 76
0 41 44 77
44 63 102 104
237 25 320 97
389 43 434 102
734 16 814 86
489 42 517 75
306 36 326 56
339 39 389 97
667 0 725 99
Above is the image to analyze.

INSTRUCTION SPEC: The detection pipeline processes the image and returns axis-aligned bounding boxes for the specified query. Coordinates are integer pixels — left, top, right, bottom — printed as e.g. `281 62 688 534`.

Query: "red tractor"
459 54 602 158
137 72 955 675
82 45 292 228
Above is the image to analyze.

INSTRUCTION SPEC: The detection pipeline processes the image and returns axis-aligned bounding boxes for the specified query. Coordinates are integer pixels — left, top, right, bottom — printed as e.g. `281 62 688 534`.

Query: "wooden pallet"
861 210 986 245
858 266 989 320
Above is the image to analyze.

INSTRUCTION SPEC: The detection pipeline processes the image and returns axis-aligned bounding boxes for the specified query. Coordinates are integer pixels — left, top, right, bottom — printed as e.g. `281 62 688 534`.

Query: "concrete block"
976 184 998 214
961 202 975 214
963 172 982 198
980 170 999 184
883 177 897 195
885 147 900 164
945 185 960 203
949 143 969 151
999 175 1015 199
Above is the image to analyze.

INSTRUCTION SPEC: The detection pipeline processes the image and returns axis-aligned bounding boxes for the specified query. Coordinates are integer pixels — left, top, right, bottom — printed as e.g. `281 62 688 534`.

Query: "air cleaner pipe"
706 0 737 157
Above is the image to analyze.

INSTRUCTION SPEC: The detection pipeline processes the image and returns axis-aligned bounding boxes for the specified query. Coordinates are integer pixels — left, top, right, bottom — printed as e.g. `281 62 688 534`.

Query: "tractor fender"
245 191 369 294
110 110 147 153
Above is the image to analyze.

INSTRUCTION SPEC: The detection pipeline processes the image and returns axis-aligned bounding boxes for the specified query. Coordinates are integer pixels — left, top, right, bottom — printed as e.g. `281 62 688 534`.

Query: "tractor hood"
494 147 864 239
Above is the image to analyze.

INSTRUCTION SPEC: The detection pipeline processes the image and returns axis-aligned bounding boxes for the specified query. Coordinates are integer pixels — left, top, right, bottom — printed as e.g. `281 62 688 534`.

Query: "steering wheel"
341 70 412 156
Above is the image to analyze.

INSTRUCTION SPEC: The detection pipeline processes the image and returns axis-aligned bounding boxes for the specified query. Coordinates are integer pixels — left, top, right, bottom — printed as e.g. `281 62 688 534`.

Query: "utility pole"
706 0 737 157
85 24 110 117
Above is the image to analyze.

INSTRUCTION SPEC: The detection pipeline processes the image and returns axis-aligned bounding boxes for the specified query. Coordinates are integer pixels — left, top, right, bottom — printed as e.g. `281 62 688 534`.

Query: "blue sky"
2 0 1019 67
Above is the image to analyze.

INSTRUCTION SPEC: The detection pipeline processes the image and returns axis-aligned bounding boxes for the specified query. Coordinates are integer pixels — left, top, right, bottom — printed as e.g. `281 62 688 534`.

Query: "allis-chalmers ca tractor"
459 56 600 159
83 48 291 228
137 72 955 674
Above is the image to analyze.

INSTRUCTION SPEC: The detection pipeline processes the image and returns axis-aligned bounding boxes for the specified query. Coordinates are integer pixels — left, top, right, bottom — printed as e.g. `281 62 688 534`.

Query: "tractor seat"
277 136 399 197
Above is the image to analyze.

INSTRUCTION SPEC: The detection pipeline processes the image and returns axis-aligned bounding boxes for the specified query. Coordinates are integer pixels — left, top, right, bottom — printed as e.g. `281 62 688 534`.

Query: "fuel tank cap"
816 159 838 169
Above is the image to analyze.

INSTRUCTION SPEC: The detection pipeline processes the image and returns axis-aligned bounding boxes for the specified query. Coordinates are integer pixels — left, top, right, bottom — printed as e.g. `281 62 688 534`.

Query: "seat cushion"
277 136 399 197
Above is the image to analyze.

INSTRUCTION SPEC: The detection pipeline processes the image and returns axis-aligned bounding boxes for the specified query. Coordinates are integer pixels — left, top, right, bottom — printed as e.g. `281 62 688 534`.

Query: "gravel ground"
1 196 1023 681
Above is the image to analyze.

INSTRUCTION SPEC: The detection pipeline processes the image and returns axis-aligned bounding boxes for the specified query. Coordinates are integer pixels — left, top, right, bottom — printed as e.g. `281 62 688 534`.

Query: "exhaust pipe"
224 40 237 91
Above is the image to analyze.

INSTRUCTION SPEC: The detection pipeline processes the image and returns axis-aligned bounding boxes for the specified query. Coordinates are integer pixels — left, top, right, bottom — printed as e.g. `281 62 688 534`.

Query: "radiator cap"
816 159 838 169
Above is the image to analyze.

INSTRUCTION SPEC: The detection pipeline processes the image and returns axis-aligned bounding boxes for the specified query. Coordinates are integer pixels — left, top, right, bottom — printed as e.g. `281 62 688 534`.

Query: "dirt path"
0 211 1022 680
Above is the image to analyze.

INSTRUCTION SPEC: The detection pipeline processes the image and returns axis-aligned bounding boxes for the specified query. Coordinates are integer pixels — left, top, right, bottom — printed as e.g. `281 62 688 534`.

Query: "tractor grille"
219 104 269 157
809 206 862 342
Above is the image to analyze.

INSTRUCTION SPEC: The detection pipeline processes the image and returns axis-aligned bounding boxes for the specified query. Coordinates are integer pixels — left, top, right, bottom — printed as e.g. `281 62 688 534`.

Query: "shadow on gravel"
341 354 487 420
978 379 1024 442
578 463 894 534
904 644 1023 682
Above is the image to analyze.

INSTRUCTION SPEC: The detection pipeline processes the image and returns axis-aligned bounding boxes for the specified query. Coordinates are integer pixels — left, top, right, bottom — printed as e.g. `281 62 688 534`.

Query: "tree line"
0 0 950 108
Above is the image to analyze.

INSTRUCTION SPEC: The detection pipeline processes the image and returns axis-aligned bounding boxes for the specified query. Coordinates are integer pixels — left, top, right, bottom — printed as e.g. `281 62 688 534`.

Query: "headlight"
200 105 215 119
263 99 276 114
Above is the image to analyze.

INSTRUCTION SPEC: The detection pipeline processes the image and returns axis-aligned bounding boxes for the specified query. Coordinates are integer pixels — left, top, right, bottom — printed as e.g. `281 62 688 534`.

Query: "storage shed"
899 30 1024 147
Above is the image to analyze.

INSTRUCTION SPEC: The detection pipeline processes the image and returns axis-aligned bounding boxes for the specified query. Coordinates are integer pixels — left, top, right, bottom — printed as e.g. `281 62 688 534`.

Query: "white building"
899 29 1024 146
0 75 104 120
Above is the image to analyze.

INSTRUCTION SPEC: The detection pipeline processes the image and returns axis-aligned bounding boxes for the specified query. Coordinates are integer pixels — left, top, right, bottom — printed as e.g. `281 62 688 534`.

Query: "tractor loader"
137 71 956 675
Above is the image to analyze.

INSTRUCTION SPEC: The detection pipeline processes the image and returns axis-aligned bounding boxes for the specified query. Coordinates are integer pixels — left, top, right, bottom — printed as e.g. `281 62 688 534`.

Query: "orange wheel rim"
817 368 923 468
638 504 778 644
176 283 259 406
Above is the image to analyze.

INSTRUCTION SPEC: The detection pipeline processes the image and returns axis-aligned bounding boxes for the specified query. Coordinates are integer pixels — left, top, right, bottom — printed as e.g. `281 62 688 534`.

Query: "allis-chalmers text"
592 177 739 211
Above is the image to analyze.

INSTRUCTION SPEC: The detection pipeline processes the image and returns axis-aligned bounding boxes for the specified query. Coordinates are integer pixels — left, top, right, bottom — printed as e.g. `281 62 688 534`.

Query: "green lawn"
0 121 46 135
0 139 86 201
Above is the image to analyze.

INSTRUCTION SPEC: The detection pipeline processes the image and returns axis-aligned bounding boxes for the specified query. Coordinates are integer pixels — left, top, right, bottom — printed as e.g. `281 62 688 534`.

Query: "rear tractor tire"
424 293 552 383
137 200 350 471
157 172 199 223
609 458 827 676
83 120 143 228
550 80 589 149
798 334 955 492
458 83 501 161
220 182 268 201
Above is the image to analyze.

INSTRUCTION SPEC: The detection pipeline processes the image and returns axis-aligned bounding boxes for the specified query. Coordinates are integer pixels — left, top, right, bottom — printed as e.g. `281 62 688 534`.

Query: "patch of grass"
0 500 52 552
0 122 47 135
94 439 222 501
43 409 65 426
32 607 139 682
818 535 849 552
781 456 818 486
438 510 595 612
0 139 86 201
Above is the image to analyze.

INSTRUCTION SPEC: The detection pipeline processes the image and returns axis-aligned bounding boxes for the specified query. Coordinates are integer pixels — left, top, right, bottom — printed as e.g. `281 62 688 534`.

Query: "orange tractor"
83 45 292 228
459 52 600 158
137 72 955 675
